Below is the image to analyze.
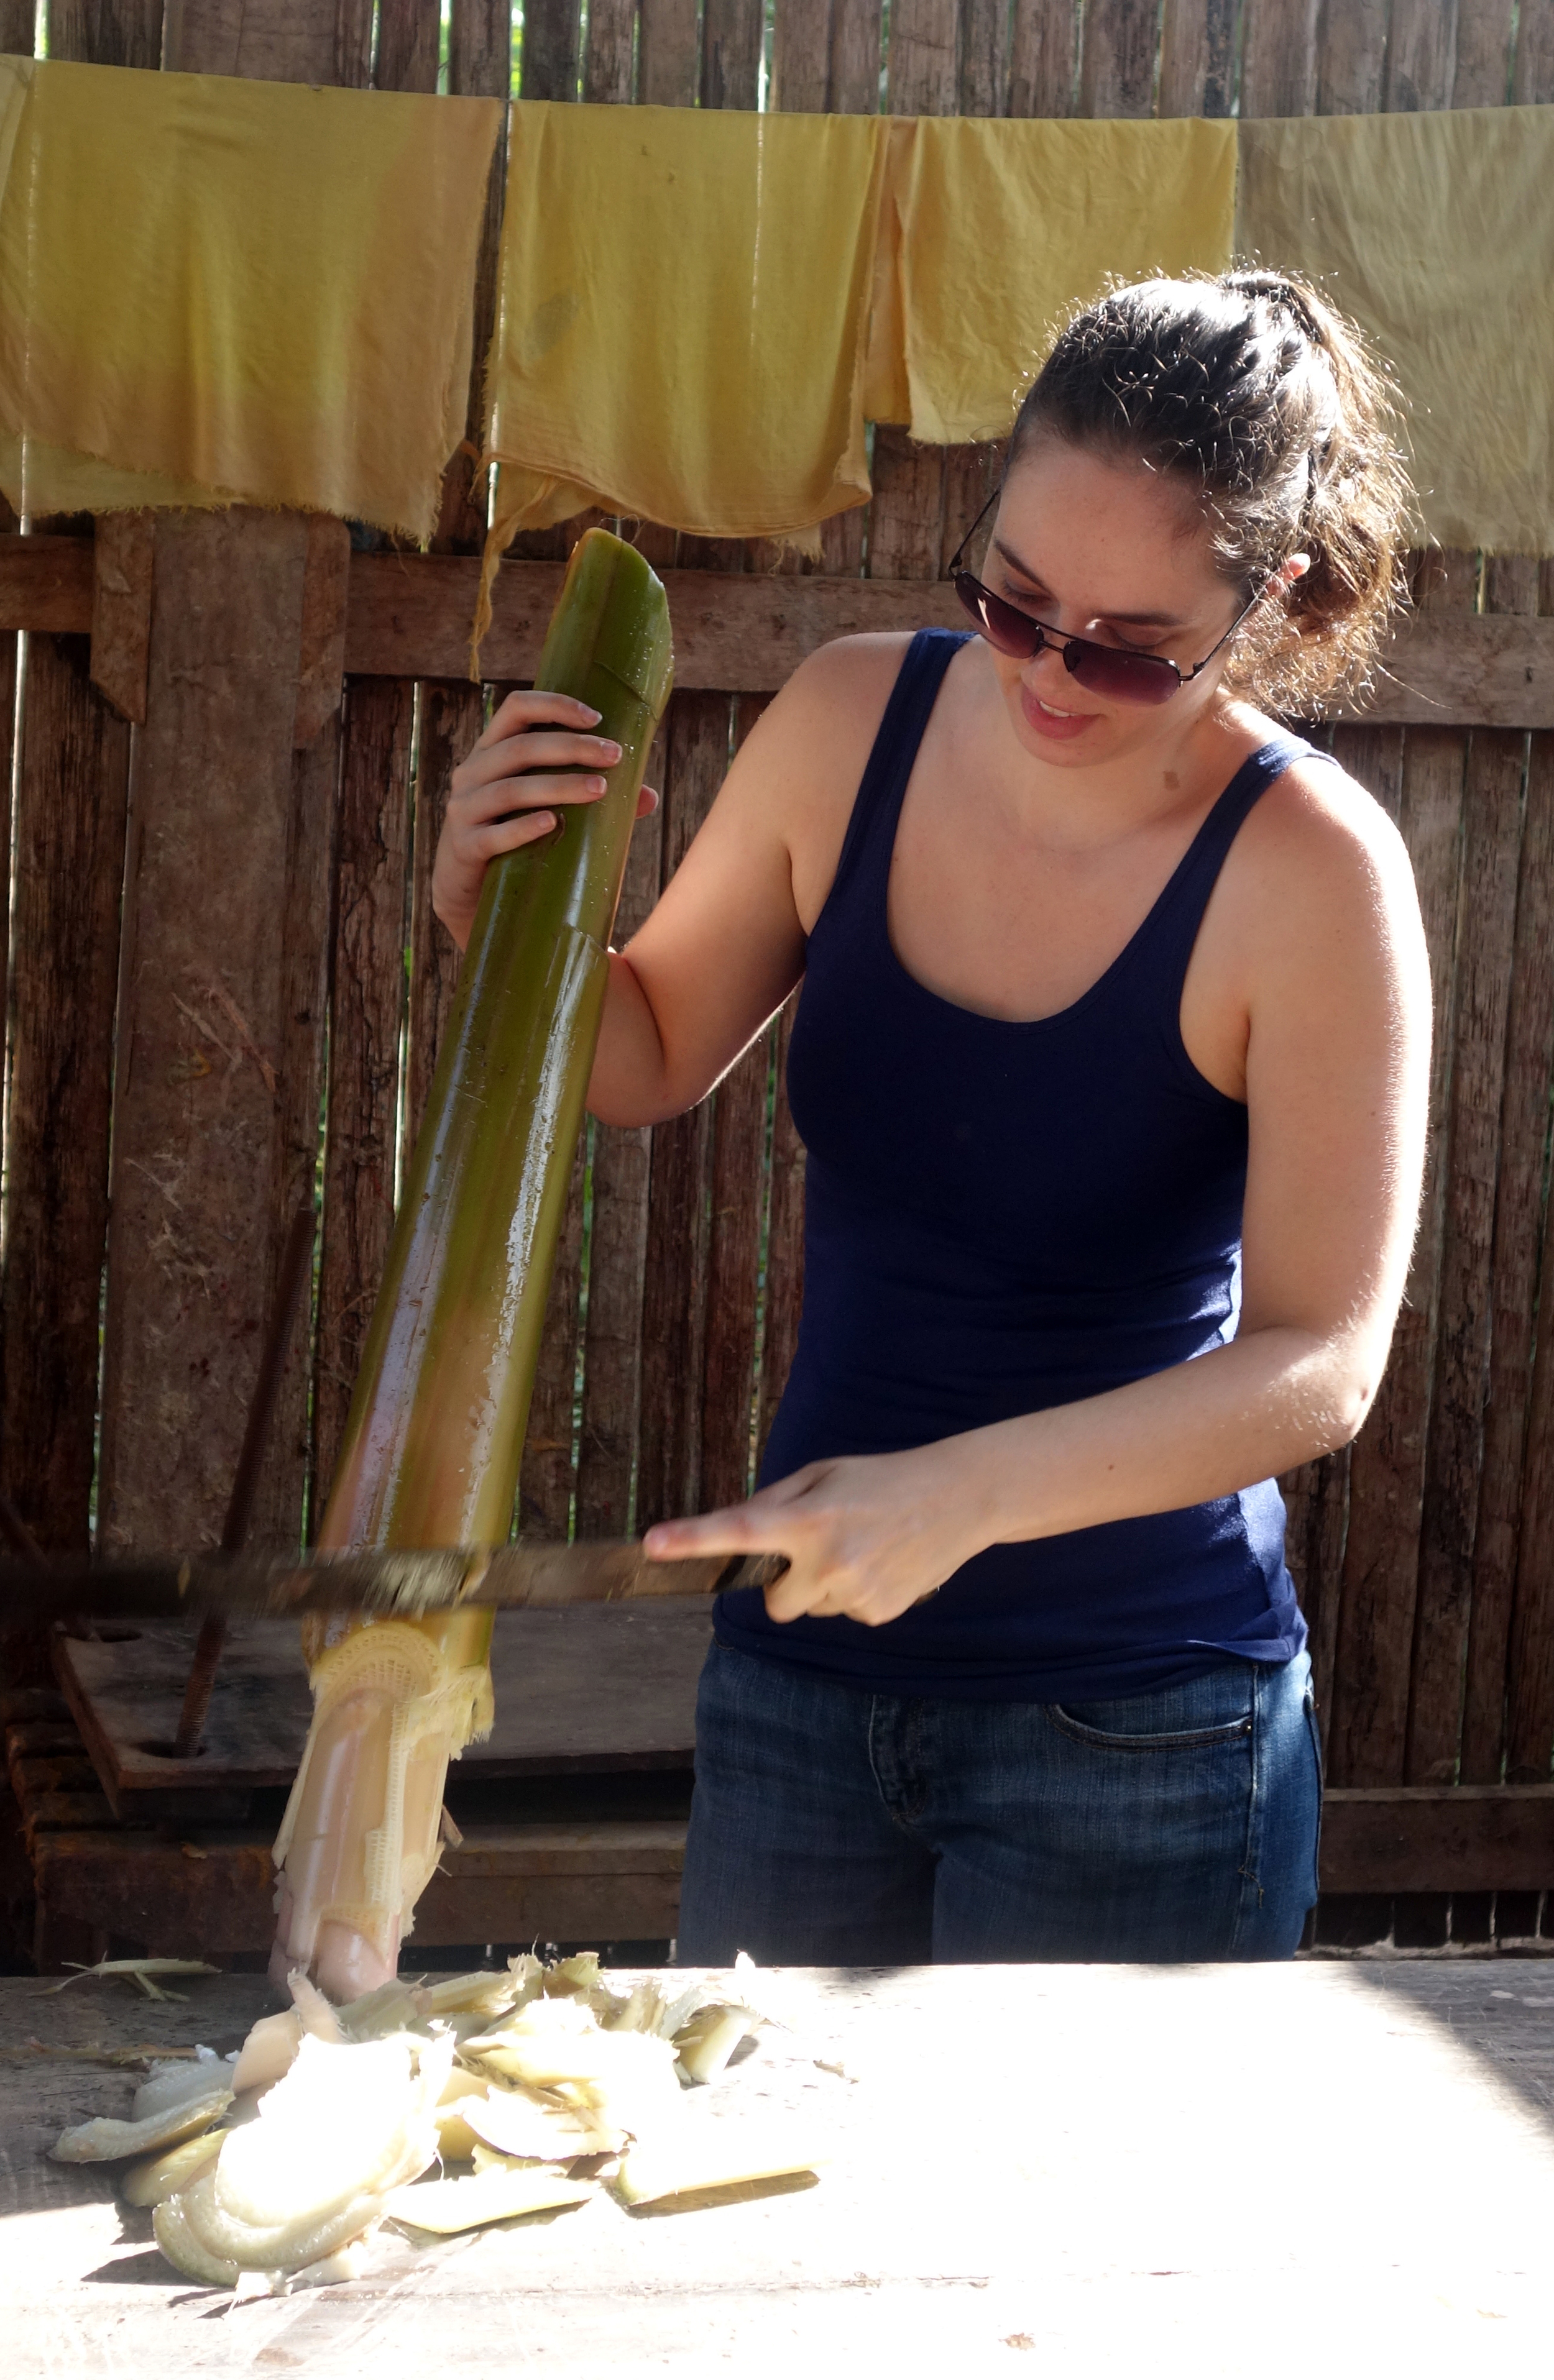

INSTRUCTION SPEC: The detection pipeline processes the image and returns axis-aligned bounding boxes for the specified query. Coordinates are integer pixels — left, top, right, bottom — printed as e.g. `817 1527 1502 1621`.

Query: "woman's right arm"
431 640 904 1128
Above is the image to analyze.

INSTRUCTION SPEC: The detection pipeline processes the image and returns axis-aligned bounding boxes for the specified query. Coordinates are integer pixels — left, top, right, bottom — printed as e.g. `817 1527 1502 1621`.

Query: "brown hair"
1007 269 1414 712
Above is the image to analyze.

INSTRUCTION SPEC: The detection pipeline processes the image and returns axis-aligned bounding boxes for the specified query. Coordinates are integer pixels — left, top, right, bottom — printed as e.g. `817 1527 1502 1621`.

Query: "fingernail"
585 776 607 792
599 741 623 762
581 705 602 723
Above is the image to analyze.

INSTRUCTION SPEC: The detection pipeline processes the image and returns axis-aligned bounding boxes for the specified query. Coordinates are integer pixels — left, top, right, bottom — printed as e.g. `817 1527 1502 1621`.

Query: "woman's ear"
1279 552 1312 587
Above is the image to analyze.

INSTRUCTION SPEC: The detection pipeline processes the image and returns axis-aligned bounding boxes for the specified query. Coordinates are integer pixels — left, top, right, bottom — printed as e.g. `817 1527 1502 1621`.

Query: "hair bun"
1223 269 1329 349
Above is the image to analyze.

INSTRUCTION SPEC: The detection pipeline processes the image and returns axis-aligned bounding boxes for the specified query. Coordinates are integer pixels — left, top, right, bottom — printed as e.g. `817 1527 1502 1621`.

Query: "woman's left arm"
646 769 1432 1624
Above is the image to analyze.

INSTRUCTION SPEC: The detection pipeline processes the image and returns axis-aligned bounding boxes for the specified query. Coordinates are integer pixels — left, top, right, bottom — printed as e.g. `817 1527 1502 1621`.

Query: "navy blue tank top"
715 628 1310 1701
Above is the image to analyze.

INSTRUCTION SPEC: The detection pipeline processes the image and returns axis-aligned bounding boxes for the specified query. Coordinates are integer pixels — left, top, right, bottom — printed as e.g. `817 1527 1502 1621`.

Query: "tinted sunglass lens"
955 574 1041 661
1064 643 1179 705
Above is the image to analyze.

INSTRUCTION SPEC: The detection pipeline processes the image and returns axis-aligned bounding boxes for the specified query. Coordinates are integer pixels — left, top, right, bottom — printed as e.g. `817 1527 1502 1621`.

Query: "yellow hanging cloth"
0 56 500 541
477 101 890 647
1238 104 1554 555
880 116 1238 444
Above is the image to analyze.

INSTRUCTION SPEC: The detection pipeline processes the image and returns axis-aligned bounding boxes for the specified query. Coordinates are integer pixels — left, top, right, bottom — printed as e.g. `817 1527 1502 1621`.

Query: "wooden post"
96 6 366 1556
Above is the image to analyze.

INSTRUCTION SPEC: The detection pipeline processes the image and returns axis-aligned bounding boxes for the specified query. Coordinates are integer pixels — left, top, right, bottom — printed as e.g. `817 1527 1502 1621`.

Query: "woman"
434 271 1430 1966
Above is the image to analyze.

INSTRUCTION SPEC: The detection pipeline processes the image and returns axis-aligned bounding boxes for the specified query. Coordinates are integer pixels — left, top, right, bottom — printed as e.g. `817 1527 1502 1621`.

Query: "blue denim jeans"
679 1641 1320 1964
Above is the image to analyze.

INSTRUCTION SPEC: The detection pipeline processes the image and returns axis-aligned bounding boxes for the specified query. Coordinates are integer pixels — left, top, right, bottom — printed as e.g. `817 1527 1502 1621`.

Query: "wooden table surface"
4 1961 1552 2375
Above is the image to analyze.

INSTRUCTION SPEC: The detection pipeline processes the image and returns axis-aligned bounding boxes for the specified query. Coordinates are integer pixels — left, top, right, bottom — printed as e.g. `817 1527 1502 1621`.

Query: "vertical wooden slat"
520 0 581 98
1512 0 1554 104
374 0 443 89
1381 0 1461 112
697 696 774 1512
98 513 316 1552
1157 0 1236 117
518 1135 587 1539
1237 0 1320 114
574 726 666 1538
756 996 807 1467
405 684 482 1152
1328 570 1474 1785
770 0 829 108
1008 0 1077 116
635 697 730 1529
1314 0 1388 114
584 0 638 100
436 1 514 554
830 0 885 108
935 0 1007 566
1450 0 1517 106
768 0 880 579
1077 0 1161 115
45 2 163 64
638 0 699 104
311 679 415 1511
1 634 127 1550
1504 547 1554 1785
702 0 763 106
1461 640 1553 1780
3 0 145 1606
1406 716 1525 1782
870 0 957 589
1389 0 1513 1790
1492 0 1554 1792
885 0 958 108
956 0 1005 116
260 703 341 1549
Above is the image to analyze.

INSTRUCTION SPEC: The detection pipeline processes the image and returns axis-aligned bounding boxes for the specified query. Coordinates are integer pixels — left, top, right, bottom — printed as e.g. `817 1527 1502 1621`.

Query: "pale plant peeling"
152 2031 450 2283
42 1958 220 2002
51 1954 802 2292
52 2053 237 2164
121 2133 225 2207
387 2166 595 2235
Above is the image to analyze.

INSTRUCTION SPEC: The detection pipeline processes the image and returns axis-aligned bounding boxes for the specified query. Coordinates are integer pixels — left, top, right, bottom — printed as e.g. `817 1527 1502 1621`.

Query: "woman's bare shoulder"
720 633 916 930
1250 751 1415 902
1221 746 1424 1018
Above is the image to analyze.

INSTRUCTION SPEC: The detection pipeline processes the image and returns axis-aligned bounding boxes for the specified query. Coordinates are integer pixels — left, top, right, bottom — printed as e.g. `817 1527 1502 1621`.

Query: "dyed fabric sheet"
880 116 1238 443
0 57 500 541
1238 104 1554 555
482 102 889 557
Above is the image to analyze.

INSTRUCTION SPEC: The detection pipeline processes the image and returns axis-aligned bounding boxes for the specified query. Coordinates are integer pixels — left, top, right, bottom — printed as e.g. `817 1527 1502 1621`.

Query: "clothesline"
0 57 1547 605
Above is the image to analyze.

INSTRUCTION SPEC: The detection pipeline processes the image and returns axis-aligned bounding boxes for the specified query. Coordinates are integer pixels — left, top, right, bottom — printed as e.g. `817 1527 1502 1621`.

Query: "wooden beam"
0 533 1537 724
1320 1786 1554 1894
31 1820 684 1955
342 554 1554 725
89 512 154 726
96 511 317 1554
0 536 94 634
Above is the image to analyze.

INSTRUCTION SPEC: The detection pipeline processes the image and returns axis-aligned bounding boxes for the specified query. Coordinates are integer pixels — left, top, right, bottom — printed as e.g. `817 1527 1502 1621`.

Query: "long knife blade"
0 1542 787 1626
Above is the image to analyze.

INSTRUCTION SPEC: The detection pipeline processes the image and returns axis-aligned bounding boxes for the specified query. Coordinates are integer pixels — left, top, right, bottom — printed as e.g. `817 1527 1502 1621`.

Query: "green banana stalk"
271 531 673 1998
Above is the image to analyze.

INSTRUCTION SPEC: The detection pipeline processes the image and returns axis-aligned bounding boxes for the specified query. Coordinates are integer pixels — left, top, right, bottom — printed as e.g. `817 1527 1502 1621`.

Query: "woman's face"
974 437 1259 773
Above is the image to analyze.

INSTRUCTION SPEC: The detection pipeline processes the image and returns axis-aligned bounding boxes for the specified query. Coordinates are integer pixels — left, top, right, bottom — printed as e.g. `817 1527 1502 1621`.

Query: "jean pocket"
1047 1696 1254 1754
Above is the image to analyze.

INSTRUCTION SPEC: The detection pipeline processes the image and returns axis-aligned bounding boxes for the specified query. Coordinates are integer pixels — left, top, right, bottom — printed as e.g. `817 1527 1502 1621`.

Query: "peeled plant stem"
270 533 673 1997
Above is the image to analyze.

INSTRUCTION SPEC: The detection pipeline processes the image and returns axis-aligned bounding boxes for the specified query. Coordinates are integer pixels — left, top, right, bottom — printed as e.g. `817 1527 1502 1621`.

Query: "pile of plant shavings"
50 1954 825 2295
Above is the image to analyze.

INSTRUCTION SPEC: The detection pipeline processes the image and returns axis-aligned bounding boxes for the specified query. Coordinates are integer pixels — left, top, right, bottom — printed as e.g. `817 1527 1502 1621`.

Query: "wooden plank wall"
2 0 1554 1952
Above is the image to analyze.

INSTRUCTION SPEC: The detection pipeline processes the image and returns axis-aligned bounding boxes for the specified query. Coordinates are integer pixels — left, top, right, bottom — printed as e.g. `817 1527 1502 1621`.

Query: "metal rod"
172 1204 316 1757
0 1542 784 1626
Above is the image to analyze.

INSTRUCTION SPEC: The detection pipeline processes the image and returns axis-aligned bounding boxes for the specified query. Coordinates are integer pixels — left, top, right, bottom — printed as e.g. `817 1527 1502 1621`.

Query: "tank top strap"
821 628 972 923
1131 732 1326 997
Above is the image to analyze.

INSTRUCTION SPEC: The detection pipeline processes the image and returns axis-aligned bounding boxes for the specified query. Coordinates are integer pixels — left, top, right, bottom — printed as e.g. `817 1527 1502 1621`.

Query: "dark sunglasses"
947 490 1270 707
